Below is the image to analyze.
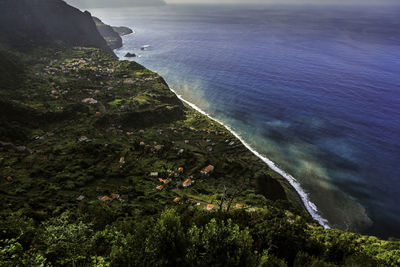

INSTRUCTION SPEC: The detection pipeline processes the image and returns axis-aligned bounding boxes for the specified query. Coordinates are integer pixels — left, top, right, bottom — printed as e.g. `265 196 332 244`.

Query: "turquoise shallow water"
90 4 400 237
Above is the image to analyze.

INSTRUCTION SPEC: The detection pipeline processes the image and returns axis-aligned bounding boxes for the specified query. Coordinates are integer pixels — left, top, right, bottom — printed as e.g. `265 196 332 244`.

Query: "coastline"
115 38 329 228
168 87 330 229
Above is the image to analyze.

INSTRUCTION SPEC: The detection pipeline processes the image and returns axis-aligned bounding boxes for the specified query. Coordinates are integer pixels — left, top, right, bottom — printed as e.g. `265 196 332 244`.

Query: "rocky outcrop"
112 26 133 36
93 17 134 50
0 0 114 55
92 17 123 50
125 52 137 57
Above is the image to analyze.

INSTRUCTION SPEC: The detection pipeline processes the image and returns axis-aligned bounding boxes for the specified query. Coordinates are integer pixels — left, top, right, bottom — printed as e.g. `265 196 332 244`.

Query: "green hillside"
0 0 400 266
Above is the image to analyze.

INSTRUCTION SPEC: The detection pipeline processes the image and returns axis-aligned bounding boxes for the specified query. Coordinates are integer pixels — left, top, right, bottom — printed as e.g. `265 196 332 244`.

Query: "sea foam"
170 87 330 229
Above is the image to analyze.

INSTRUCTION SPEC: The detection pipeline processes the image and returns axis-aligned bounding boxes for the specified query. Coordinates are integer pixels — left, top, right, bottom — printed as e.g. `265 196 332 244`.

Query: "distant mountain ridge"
0 0 114 55
64 0 166 9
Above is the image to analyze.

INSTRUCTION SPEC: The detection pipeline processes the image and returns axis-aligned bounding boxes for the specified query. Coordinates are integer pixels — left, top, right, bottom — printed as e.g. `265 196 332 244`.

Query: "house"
158 178 170 184
235 204 244 209
183 179 192 188
154 145 162 151
173 197 181 203
184 140 190 144
150 172 158 177
156 185 164 191
76 195 85 201
178 167 184 173
82 98 98 104
6 176 12 182
119 157 125 164
100 196 112 202
177 149 184 155
110 193 120 200
206 204 215 211
139 141 145 146
78 136 89 142
200 165 215 176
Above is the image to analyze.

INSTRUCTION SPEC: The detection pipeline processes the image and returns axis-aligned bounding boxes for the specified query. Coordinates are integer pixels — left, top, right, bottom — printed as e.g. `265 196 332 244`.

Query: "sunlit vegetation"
1 44 400 266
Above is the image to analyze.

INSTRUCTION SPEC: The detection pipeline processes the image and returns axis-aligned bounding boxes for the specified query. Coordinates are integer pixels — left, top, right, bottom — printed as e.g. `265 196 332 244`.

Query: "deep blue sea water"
90 4 400 237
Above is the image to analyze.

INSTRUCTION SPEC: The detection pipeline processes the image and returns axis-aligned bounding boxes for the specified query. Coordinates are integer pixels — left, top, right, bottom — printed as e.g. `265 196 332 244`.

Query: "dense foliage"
1 206 400 266
0 29 399 267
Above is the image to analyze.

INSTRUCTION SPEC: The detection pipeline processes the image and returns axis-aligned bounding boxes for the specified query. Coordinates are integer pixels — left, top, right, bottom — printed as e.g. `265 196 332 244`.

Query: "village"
1 46 293 223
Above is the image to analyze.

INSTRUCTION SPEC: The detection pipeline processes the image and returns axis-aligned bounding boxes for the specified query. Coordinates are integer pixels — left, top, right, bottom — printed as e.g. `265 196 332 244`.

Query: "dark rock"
125 52 136 58
113 26 133 36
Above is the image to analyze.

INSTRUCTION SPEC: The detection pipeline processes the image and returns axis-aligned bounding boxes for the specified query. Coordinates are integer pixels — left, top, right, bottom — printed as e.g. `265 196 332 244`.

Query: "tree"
145 208 186 266
41 211 93 266
186 218 256 266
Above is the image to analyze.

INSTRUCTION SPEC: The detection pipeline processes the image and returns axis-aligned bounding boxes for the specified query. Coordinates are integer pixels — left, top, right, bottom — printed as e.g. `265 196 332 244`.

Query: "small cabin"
110 193 120 200
200 165 215 176
173 197 181 203
235 204 244 209
100 196 112 202
81 98 98 104
156 185 164 191
206 204 215 211
183 179 192 188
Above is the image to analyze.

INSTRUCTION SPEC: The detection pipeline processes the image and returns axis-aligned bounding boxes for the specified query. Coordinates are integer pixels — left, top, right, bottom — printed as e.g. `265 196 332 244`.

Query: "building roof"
183 179 192 187
156 185 164 191
204 165 214 173
207 204 215 210
100 196 112 202
110 193 120 199
201 165 215 175
173 197 181 203
235 204 244 209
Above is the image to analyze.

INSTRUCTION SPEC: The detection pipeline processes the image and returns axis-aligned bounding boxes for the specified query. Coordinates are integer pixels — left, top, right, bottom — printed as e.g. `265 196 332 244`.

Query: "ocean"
90 4 400 238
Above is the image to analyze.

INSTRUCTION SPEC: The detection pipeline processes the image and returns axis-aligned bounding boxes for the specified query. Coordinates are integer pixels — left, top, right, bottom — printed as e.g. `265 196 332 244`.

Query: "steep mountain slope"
65 0 166 9
0 0 114 55
93 17 133 50
1 1 400 266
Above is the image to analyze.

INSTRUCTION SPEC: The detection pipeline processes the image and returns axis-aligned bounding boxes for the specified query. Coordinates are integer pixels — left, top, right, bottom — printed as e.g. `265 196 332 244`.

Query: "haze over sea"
90 4 400 238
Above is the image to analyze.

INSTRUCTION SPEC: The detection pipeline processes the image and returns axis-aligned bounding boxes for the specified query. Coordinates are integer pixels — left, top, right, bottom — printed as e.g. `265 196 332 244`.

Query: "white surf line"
170 88 330 229
117 49 329 228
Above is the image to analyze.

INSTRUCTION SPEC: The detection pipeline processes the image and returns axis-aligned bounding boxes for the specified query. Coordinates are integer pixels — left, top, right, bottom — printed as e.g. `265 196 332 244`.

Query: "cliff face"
0 0 114 55
93 17 123 50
